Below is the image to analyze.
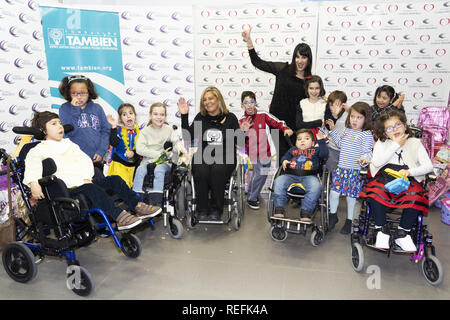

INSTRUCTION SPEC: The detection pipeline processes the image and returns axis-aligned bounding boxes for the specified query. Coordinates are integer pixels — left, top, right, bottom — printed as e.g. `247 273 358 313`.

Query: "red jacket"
239 109 291 161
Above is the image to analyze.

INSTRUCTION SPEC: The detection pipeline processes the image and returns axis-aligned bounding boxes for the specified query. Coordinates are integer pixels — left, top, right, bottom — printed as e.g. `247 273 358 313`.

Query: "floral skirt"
331 167 362 198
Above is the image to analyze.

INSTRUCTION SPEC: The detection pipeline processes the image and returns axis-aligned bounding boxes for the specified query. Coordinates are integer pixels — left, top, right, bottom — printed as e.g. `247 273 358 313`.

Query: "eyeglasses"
385 122 404 133
70 91 88 97
242 101 256 106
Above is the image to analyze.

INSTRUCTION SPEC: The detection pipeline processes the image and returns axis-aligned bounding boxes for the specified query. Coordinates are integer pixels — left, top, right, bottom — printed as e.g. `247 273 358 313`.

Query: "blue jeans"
132 162 171 193
273 174 322 212
248 158 272 202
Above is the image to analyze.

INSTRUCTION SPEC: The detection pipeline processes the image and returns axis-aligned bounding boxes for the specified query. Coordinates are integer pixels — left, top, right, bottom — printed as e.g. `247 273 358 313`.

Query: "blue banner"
40 6 124 112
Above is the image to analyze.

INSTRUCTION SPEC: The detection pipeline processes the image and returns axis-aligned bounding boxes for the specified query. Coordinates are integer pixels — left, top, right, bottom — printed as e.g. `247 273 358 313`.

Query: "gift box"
385 177 410 195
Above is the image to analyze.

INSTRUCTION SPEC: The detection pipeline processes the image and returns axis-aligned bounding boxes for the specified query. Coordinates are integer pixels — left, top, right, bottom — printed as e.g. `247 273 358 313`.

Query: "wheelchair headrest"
13 124 74 140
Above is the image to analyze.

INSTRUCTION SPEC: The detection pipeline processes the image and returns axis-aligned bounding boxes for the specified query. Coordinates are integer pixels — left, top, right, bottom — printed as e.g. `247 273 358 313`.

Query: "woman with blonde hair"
178 86 242 220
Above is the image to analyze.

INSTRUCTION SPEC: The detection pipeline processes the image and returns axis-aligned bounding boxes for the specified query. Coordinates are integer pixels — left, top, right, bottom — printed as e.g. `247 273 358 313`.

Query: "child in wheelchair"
272 129 328 222
359 110 434 252
23 111 158 231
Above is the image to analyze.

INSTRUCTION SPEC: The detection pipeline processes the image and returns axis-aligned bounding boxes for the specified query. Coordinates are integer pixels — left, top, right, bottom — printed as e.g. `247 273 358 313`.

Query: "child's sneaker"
134 202 162 219
116 211 142 231
247 200 260 210
328 213 339 230
300 209 313 222
374 229 390 250
273 207 285 218
394 229 417 252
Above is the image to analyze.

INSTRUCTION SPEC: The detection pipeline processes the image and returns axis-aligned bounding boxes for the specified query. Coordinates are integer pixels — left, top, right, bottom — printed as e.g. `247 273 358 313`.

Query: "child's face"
45 118 64 141
384 116 406 140
70 82 89 108
241 96 257 115
150 106 166 128
349 110 365 130
330 99 343 117
375 91 392 109
120 107 136 129
307 81 321 100
296 132 313 150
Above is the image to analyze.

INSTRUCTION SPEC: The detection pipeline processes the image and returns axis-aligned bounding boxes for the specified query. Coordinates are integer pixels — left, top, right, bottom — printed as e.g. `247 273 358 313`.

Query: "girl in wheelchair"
273 129 328 222
359 110 434 252
23 111 158 230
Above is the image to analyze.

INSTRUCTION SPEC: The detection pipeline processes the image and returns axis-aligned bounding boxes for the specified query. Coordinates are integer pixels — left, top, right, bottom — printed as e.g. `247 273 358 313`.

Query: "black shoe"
329 213 339 230
209 209 223 220
300 209 313 222
247 200 260 210
340 219 352 235
273 207 285 218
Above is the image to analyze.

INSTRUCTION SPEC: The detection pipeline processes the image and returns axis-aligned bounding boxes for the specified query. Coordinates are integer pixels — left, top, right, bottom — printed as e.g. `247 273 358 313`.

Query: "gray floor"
0 196 449 300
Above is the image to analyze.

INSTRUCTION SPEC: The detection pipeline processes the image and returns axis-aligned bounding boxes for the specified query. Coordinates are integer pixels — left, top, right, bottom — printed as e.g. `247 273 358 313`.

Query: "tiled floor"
0 197 449 300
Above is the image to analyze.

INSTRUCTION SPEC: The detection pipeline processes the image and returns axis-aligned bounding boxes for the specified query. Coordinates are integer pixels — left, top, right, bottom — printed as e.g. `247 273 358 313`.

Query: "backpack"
417 106 450 144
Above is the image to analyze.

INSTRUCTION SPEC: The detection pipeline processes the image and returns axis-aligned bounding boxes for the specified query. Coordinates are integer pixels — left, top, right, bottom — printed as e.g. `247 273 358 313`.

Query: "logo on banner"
424 4 435 11
369 50 379 57
432 78 443 85
357 6 367 14
48 28 64 45
327 7 337 13
413 92 424 100
286 9 296 16
416 64 427 71
388 5 398 13
440 18 450 26
401 49 412 56
367 78 377 85
436 49 447 56
398 78 408 85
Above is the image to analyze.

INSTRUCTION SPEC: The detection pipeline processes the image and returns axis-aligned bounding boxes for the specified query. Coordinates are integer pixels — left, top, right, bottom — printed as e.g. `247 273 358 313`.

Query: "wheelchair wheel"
2 242 38 283
351 242 364 272
67 265 94 297
421 255 444 286
310 229 324 247
232 214 242 231
168 218 183 239
270 226 287 242
120 233 142 258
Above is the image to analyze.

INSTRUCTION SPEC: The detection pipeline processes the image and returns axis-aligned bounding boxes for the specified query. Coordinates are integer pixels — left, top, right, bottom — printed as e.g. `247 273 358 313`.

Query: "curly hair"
374 109 413 142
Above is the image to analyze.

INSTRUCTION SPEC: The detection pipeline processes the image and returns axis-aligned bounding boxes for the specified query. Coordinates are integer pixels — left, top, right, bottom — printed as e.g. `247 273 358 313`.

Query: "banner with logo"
40 6 125 115
316 1 450 123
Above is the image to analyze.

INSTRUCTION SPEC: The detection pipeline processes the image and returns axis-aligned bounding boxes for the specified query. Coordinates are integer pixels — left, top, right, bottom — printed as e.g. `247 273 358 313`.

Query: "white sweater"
136 124 179 163
299 98 327 122
23 139 94 188
370 138 433 182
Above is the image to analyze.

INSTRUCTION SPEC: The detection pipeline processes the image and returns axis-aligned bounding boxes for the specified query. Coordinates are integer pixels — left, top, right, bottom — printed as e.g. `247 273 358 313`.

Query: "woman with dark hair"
241 27 313 164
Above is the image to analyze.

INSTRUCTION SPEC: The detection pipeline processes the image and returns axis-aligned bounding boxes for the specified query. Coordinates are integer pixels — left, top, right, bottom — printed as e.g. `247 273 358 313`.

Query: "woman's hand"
107 115 117 128
177 97 189 115
30 181 44 200
282 160 290 171
241 26 253 48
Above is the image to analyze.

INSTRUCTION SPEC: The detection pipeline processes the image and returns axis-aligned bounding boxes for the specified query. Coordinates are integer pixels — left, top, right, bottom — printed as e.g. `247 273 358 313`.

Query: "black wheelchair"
0 126 142 297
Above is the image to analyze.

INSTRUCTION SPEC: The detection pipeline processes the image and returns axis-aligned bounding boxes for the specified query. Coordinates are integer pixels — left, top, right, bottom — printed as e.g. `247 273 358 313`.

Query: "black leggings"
192 163 235 213
369 198 419 230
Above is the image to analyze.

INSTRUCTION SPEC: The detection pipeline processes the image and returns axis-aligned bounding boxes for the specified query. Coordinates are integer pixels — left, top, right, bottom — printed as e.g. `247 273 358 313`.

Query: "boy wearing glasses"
239 91 294 210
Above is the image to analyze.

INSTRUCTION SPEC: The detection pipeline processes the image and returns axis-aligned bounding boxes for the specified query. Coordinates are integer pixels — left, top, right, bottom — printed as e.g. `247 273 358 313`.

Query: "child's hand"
83 179 92 184
30 181 44 200
357 158 371 166
239 117 253 132
177 97 189 115
284 129 294 136
342 103 349 112
107 115 117 128
392 133 409 147
393 93 405 108
325 119 335 130
125 150 134 159
316 131 325 140
282 160 290 171
93 154 103 163
398 169 410 177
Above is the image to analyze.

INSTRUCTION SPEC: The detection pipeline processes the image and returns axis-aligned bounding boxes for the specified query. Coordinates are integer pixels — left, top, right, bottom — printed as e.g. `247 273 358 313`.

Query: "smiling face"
384 116 406 140
150 106 166 128
120 107 136 129
295 52 309 74
69 82 89 108
296 132 314 150
375 91 393 109
202 91 220 116
241 96 257 115
45 118 64 141
307 81 321 101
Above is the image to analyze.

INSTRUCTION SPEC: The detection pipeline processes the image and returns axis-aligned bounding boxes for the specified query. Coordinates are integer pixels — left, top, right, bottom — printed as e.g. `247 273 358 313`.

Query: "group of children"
23 74 433 253
239 75 432 253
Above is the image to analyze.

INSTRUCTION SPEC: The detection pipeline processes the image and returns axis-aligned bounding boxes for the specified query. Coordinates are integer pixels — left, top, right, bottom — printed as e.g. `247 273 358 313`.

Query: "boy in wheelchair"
23 111 158 231
272 129 328 222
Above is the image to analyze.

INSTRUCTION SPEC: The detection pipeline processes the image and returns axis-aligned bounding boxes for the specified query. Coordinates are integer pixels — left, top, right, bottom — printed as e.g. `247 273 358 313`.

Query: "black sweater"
181 112 243 165
249 48 306 131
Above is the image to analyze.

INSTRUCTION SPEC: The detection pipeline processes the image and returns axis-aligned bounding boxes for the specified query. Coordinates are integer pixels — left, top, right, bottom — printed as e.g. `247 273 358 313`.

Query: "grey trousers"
247 158 272 202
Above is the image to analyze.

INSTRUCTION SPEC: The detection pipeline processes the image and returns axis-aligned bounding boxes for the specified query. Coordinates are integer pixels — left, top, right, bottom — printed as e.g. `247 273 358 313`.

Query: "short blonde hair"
199 86 229 116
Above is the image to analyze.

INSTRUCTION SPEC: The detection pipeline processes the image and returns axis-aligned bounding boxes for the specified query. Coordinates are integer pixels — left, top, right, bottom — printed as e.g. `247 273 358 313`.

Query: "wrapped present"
441 198 450 226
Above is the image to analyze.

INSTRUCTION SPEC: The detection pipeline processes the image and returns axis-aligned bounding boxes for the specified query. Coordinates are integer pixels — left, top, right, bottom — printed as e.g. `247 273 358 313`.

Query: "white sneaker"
395 234 417 252
375 231 390 250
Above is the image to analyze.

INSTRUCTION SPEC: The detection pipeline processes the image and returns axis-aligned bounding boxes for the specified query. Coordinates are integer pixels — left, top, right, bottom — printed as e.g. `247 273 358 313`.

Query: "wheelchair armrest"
52 197 81 213
38 174 58 186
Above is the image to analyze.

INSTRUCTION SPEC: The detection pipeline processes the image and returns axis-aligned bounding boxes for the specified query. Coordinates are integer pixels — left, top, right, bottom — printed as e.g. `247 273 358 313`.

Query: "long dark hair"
288 43 312 78
373 85 396 107
374 110 413 142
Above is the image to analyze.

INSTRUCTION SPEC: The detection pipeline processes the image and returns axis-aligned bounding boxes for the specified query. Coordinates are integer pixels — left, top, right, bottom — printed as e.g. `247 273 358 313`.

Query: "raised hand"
284 128 294 136
241 26 252 43
325 119 335 130
239 117 253 132
177 97 189 115
107 114 117 128
392 133 409 147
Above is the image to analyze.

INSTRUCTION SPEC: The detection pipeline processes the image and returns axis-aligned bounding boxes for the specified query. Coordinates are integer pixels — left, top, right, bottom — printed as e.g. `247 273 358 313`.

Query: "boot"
340 219 352 234
328 213 339 230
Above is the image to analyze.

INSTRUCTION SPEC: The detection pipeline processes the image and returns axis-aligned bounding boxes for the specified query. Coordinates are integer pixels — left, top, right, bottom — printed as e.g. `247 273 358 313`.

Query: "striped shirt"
329 128 373 170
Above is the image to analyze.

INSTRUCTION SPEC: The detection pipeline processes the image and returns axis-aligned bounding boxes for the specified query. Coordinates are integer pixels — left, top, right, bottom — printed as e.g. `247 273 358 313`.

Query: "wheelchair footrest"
270 216 312 225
